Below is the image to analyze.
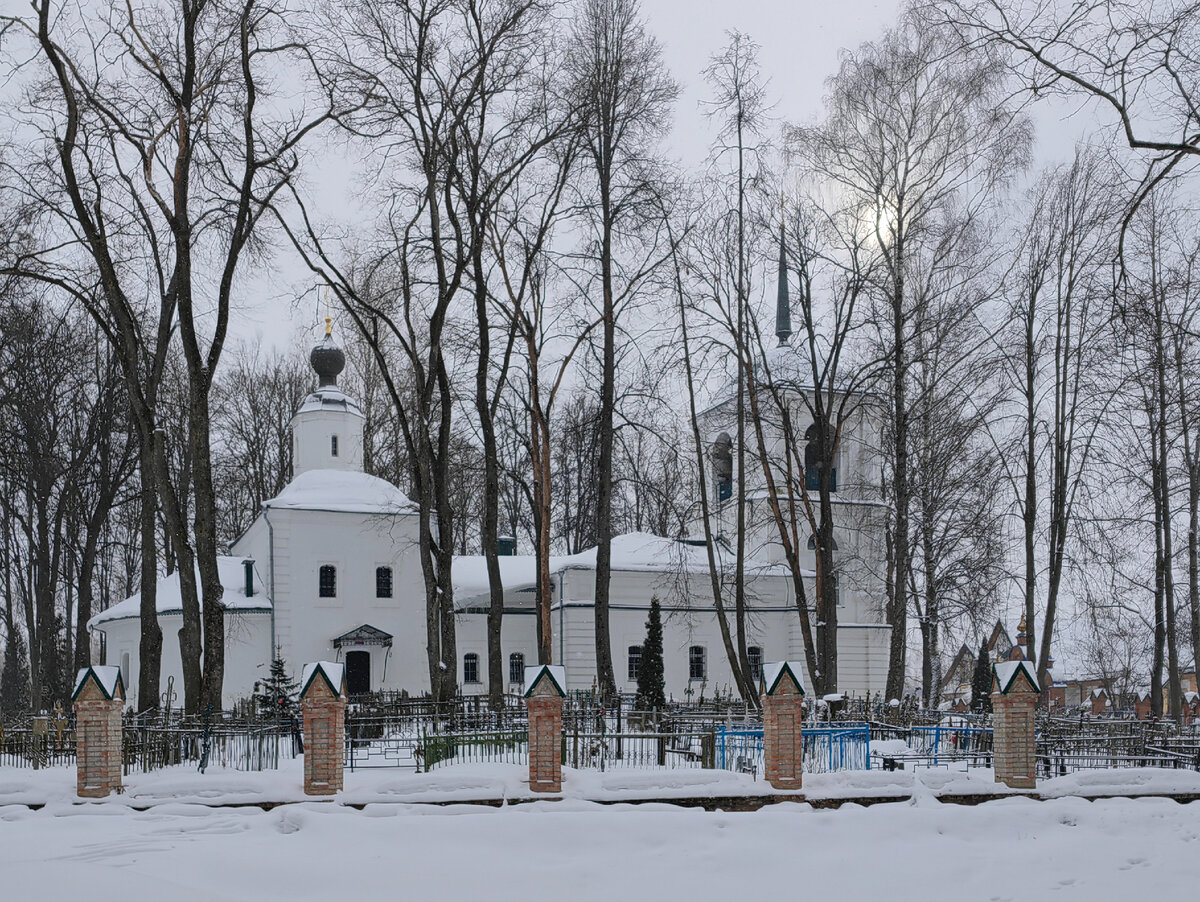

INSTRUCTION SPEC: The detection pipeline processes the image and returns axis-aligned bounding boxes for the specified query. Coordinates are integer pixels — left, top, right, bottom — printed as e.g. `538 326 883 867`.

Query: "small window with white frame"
509 652 524 685
689 645 707 681
627 645 642 682
463 653 480 684
318 564 337 598
747 646 763 686
331 434 339 457
376 566 393 598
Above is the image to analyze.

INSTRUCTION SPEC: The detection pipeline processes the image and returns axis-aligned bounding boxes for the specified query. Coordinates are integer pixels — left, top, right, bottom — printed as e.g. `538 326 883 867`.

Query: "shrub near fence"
423 728 528 770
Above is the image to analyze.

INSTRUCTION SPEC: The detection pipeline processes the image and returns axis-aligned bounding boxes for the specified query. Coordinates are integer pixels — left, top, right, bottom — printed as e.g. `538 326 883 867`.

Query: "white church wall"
99 611 272 709
256 505 423 693
292 408 364 475
447 609 539 696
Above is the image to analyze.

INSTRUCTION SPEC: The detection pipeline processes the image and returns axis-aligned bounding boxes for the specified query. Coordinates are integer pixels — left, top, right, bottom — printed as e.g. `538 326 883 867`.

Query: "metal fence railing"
0 726 77 769
8 698 1200 779
716 724 872 777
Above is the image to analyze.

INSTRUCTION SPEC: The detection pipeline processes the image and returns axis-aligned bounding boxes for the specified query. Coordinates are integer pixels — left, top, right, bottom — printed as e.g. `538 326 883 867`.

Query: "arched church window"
319 564 337 598
509 653 525 685
331 434 339 457
463 653 480 684
376 566 393 598
804 424 837 493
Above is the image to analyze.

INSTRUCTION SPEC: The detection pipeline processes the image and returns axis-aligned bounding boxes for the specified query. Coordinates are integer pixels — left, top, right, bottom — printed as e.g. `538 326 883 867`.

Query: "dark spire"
309 316 345 388
775 224 792 347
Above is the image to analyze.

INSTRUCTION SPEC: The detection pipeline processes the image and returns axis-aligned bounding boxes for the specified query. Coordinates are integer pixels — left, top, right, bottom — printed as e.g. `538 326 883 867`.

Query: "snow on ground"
6 761 1200 808
3 783 1198 900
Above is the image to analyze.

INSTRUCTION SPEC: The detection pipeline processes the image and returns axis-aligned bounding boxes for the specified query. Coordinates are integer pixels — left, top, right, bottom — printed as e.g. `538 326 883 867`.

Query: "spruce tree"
635 597 666 712
255 656 299 719
970 640 992 714
0 630 31 719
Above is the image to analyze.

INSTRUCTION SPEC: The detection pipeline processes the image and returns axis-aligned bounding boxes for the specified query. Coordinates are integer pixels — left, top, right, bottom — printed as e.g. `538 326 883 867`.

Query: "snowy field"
3 790 1199 901
3 763 1200 900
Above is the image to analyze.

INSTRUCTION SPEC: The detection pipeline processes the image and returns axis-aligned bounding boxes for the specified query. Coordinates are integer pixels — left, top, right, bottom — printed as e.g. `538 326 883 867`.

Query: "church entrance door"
346 650 370 695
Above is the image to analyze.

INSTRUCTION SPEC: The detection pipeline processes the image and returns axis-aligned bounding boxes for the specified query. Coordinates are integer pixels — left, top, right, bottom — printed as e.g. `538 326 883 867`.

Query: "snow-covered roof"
301 661 346 698
762 661 806 696
453 532 800 605
293 385 363 418
523 664 566 698
89 556 270 629
72 665 124 701
265 468 415 514
994 660 1040 695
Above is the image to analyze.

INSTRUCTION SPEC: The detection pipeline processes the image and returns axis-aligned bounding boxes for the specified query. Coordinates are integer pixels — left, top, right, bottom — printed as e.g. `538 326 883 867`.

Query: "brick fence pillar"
524 665 566 793
761 662 806 790
991 661 1040 790
72 666 126 798
301 662 347 796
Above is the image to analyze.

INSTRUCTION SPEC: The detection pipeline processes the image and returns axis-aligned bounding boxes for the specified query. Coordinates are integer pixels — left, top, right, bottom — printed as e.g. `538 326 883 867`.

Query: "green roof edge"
523 665 566 698
765 662 806 697
994 661 1040 695
71 666 125 703
300 663 344 699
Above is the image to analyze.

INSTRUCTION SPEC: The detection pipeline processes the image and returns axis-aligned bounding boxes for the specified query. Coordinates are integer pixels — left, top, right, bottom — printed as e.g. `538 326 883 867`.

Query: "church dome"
310 317 345 388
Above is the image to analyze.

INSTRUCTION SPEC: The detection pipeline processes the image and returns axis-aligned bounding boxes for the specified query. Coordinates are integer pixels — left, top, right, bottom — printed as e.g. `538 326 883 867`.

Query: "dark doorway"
346 651 370 695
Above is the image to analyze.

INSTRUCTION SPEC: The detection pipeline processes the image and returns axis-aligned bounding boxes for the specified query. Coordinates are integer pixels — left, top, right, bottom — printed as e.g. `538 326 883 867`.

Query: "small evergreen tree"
635 597 665 712
0 629 31 719
970 640 992 714
255 656 299 719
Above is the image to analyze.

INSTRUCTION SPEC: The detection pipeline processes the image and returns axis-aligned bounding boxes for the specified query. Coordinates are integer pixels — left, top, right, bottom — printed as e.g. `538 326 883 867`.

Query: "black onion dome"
310 318 345 388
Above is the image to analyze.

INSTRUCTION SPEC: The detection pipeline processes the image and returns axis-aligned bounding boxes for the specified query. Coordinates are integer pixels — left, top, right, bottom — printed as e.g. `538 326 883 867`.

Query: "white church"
91 308 892 707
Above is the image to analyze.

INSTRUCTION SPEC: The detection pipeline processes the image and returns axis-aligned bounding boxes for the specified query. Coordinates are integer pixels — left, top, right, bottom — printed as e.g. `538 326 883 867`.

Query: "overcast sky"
0 0 1096 347
231 0 913 348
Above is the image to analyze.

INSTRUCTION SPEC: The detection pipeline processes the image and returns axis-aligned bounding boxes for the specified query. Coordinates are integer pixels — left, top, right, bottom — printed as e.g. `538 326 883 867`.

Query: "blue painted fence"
717 723 871 775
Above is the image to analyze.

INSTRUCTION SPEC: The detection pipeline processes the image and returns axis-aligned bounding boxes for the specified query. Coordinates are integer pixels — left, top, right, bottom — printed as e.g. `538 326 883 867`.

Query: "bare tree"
792 16 1029 698
905 238 1007 707
995 151 1118 692
932 0 1200 251
4 0 331 711
489 133 593 663
566 0 678 700
211 343 311 545
283 0 557 701
697 30 770 700
1117 191 1197 719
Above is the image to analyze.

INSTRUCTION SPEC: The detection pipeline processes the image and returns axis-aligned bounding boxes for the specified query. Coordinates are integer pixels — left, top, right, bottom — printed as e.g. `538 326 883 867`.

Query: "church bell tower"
291 317 365 476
